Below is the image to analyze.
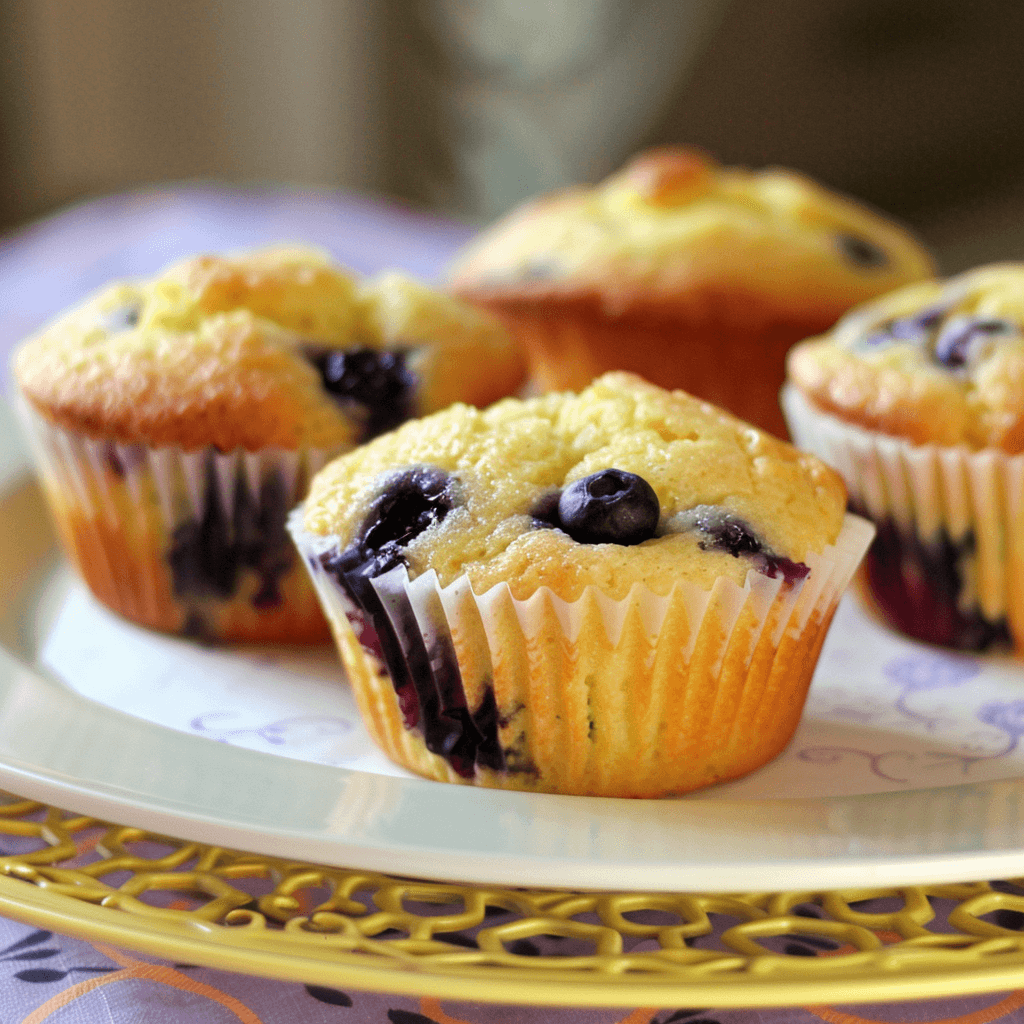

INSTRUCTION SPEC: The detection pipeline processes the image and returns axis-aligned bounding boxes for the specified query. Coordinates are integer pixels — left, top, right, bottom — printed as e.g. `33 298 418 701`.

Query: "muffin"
784 262 1024 653
290 372 873 796
13 244 527 643
448 146 936 438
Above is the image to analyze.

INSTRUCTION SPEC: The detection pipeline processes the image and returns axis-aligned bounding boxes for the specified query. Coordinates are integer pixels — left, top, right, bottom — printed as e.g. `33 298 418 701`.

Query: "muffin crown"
787 262 1024 451
304 372 848 599
14 245 525 452
448 146 936 321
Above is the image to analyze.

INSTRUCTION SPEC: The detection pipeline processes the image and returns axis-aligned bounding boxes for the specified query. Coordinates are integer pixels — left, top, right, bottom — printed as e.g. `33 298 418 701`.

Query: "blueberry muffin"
784 262 1024 653
13 244 526 643
448 146 936 438
291 372 873 796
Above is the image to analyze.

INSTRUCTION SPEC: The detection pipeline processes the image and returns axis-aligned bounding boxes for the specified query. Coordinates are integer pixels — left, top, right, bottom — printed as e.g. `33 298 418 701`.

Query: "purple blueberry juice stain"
671 505 809 582
319 466 508 777
100 441 146 478
853 504 1011 652
342 605 421 722
323 550 425 732
168 459 295 635
304 346 418 441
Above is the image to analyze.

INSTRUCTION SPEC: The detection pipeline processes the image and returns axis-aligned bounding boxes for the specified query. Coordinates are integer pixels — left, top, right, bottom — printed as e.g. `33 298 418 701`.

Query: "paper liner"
477 304 827 439
782 384 1024 652
16 395 338 643
290 510 874 797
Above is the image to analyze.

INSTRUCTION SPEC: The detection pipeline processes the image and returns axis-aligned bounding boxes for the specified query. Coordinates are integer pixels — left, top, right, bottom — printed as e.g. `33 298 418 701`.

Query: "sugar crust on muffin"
15 244 527 453
787 263 1024 451
303 371 848 598
449 146 936 323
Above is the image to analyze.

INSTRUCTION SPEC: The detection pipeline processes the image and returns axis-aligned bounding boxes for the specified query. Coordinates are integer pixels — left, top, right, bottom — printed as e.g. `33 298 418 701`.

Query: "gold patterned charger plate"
3 795 1024 1008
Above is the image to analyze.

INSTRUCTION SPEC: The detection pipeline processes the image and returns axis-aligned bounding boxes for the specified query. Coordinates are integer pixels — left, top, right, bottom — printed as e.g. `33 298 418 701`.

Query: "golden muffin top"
302 372 847 599
787 263 1024 451
448 146 936 321
14 245 526 452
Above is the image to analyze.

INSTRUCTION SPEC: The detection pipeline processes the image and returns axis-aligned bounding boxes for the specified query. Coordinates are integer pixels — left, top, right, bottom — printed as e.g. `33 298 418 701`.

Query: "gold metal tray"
2 795 1024 1008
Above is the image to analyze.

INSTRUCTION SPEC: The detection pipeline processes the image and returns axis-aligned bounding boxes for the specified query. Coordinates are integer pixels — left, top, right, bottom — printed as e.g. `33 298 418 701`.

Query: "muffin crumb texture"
450 147 935 318
15 244 525 452
304 372 848 598
787 263 1024 451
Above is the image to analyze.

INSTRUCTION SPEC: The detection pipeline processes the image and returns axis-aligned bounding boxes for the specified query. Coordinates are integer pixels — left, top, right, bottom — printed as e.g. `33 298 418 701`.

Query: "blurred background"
4 0 1024 272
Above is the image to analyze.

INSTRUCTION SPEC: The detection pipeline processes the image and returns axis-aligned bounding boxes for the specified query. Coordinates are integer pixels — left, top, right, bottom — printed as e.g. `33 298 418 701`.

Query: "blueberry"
836 232 889 270
673 505 809 582
100 301 142 333
932 316 1011 368
851 500 1011 651
557 469 659 546
359 466 455 560
317 467 507 778
700 509 761 557
322 466 458 586
858 305 947 350
305 346 417 441
528 491 562 529
168 462 294 614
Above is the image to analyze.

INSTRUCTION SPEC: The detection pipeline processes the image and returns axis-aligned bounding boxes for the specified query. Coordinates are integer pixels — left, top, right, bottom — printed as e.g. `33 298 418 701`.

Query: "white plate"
5 420 1024 893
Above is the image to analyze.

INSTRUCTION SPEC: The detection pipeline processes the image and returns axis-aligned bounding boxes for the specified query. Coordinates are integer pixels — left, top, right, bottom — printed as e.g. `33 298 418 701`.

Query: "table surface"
2 182 1023 1024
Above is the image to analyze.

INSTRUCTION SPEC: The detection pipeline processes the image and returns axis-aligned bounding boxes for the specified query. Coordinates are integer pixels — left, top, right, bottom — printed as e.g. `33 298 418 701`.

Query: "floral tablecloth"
0 912 1021 1023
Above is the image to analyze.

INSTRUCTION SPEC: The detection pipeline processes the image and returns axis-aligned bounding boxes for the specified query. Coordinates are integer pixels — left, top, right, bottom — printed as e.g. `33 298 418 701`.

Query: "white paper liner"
782 383 1024 639
15 394 339 642
290 508 874 796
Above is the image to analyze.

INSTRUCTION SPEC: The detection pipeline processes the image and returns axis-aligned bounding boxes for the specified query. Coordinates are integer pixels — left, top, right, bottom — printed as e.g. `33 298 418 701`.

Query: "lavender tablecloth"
0 182 1021 1023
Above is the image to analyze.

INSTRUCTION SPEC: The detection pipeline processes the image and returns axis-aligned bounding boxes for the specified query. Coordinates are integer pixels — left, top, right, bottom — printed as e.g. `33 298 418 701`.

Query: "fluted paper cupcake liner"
290 509 874 797
782 383 1024 652
494 307 801 439
16 395 338 643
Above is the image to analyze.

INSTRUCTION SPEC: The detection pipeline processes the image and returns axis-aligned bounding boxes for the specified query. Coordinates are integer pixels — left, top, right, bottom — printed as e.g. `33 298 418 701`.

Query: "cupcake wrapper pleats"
291 510 874 796
16 395 338 643
782 384 1024 651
